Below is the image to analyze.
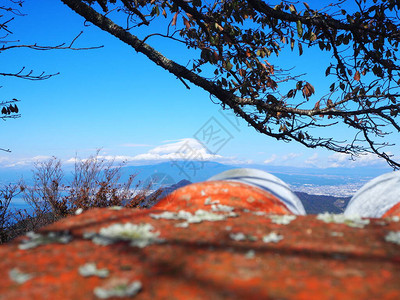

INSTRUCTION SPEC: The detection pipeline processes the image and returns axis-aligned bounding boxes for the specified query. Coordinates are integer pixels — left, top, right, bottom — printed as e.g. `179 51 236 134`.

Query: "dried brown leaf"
183 17 190 29
171 11 179 26
354 70 361 81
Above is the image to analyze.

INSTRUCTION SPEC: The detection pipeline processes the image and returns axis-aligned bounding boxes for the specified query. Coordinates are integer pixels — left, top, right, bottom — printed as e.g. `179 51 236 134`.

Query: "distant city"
290 182 363 198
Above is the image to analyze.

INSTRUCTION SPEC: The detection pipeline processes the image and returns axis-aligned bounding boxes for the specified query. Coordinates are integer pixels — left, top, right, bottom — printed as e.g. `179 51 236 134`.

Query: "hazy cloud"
304 152 386 168
2 155 53 168
305 153 320 167
282 153 302 161
327 152 385 168
263 153 302 165
263 154 277 164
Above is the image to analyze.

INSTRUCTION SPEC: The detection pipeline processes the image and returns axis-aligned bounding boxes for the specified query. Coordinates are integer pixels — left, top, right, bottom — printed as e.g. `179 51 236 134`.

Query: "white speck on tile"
149 211 177 220
252 211 266 216
150 209 237 227
269 214 296 225
94 280 142 299
211 204 235 212
9 268 33 284
79 263 109 278
92 223 164 248
245 250 256 259
229 232 247 241
316 213 370 228
108 206 123 210
385 231 400 245
18 231 72 250
83 232 97 239
204 197 220 206
330 231 344 237
175 222 189 228
262 232 283 243
391 216 400 222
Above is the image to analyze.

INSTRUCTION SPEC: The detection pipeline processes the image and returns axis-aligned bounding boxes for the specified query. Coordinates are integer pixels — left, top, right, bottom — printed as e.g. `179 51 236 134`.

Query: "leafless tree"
0 182 23 243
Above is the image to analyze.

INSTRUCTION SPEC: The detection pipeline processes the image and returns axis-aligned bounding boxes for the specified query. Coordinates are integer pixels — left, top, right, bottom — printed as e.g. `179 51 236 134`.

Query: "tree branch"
60 0 400 168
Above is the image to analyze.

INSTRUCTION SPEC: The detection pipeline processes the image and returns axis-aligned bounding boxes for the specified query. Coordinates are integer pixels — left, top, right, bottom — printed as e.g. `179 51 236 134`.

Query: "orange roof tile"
1 182 400 299
0 206 399 299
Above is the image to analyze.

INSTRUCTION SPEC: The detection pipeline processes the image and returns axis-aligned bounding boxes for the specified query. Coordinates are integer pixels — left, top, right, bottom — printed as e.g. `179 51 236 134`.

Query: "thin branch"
0 67 58 80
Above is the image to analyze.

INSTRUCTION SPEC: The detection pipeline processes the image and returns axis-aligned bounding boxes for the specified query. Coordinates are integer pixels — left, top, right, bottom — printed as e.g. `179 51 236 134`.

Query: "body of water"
8 197 32 212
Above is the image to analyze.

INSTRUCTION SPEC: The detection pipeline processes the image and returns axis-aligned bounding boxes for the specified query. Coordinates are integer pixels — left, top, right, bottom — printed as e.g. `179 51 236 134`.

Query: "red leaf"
246 49 251 57
213 51 219 61
354 70 361 81
171 11 179 26
183 17 190 29
302 82 315 99
266 78 278 90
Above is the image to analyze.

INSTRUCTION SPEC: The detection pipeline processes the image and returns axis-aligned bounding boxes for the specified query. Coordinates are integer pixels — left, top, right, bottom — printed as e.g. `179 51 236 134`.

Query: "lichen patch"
262 232 284 243
91 223 164 248
245 250 256 259
229 232 258 242
79 263 109 278
385 231 400 245
391 216 400 222
252 211 266 216
269 214 296 225
94 279 142 299
316 213 370 228
9 268 34 284
204 197 220 205
175 222 189 228
18 231 72 250
229 232 247 242
108 206 123 210
150 209 238 227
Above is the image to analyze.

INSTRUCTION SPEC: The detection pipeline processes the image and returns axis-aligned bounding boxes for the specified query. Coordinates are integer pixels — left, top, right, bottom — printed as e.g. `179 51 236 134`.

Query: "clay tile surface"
154 181 292 214
1 190 400 299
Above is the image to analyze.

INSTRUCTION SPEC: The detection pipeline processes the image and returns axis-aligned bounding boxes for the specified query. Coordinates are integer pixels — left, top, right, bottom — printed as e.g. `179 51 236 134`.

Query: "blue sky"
0 0 397 171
